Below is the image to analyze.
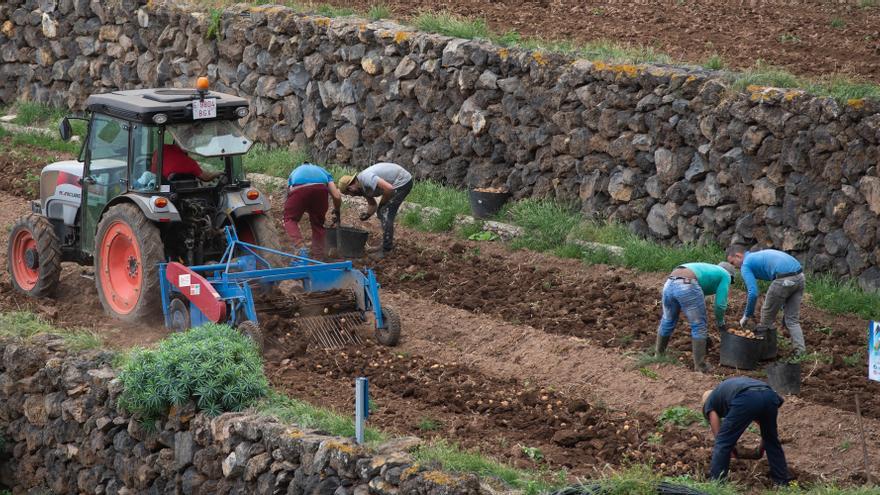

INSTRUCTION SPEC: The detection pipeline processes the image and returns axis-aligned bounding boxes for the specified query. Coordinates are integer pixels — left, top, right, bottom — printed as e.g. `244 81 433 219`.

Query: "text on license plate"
193 99 217 120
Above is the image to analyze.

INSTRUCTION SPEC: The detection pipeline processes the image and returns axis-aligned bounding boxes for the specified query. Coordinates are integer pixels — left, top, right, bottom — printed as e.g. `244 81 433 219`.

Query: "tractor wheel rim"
11 229 39 290
99 221 142 315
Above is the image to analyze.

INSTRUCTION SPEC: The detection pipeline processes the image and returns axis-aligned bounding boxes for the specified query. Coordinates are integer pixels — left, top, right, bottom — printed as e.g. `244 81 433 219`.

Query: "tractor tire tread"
376 305 401 347
7 214 62 297
94 203 163 323
244 214 284 267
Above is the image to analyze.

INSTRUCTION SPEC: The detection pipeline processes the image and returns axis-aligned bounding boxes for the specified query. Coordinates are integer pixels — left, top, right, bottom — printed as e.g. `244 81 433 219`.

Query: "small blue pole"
355 377 369 444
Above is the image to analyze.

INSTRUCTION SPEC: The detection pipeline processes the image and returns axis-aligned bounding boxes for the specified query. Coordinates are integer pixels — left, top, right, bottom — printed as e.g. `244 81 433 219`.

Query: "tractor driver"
151 143 223 182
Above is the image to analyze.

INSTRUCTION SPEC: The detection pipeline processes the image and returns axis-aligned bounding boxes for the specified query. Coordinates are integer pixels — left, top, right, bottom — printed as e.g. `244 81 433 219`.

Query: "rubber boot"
692 338 712 373
655 334 670 357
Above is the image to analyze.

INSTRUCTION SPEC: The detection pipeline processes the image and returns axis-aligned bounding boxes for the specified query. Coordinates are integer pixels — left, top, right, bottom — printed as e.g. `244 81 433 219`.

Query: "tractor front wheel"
94 203 163 322
7 214 61 297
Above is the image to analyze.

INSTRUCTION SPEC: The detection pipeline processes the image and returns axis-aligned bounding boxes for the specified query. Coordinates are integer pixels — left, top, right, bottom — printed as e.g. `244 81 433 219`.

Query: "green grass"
413 440 564 495
206 8 223 40
806 275 880 320
367 3 391 20
413 11 490 40
316 3 356 17
635 351 678 368
7 131 81 154
506 200 580 252
830 18 846 29
703 54 725 70
11 101 66 126
407 180 470 215
657 406 704 427
258 390 385 442
638 367 659 380
117 323 268 421
243 144 312 177
418 417 441 432
0 311 104 351
730 62 880 103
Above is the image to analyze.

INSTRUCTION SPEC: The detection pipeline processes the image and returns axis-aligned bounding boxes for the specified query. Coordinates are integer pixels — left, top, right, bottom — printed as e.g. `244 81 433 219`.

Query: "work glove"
330 208 341 227
739 316 752 329
359 211 373 221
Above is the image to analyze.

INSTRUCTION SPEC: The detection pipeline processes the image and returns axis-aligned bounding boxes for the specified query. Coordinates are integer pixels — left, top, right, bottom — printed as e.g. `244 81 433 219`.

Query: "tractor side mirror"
59 118 72 142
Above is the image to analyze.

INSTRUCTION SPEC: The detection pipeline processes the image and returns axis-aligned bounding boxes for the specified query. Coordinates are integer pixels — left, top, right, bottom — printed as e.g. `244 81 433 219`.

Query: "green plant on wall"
206 9 224 40
117 323 268 421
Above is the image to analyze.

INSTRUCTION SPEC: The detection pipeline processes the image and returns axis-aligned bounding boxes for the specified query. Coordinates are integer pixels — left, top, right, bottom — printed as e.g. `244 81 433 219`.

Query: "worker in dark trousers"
338 162 413 259
726 245 806 355
283 163 342 260
702 377 790 486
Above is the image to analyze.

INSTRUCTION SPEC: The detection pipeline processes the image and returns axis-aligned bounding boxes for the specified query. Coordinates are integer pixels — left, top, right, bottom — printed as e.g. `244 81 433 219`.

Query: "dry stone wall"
0 336 480 494
2 0 880 287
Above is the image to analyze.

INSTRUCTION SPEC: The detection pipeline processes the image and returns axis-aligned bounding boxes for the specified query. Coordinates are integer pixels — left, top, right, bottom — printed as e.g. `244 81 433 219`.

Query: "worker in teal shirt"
726 245 806 354
656 262 736 372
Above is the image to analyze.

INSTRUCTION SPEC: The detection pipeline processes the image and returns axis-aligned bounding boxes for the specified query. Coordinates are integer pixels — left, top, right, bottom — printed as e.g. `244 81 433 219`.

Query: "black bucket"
468 188 510 219
765 361 801 395
719 330 762 370
325 227 369 258
759 327 778 360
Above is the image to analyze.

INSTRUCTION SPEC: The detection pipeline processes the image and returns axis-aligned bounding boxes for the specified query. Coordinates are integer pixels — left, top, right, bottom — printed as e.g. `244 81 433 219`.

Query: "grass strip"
0 311 103 351
257 389 386 443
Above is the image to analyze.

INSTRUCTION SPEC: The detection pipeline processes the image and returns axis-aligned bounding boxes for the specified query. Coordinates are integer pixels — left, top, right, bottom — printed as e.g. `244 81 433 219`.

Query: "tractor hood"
40 160 84 226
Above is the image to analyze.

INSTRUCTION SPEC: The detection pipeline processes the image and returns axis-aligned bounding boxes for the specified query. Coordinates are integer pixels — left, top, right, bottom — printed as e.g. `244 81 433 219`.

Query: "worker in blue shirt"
725 245 806 354
702 377 790 485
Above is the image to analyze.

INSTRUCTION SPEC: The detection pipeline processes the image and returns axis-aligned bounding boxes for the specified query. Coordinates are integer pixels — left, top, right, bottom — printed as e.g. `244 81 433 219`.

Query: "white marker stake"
355 377 369 445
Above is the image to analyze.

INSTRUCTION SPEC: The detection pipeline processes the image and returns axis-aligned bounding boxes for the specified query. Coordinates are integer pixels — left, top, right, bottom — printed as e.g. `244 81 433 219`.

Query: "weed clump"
118 323 268 421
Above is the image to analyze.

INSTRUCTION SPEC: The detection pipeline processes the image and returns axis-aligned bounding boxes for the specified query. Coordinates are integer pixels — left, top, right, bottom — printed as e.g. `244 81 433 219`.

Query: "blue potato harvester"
157 227 400 349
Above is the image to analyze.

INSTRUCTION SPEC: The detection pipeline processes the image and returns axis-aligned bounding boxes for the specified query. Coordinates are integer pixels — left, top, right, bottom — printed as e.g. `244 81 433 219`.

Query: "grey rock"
394 56 418 79
336 124 360 150
647 203 672 238
752 178 781 205
175 431 195 470
696 173 722 207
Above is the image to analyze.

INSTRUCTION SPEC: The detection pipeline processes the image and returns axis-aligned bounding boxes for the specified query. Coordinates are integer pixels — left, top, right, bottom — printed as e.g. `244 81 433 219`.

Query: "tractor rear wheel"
7 214 61 297
94 203 163 323
237 214 284 265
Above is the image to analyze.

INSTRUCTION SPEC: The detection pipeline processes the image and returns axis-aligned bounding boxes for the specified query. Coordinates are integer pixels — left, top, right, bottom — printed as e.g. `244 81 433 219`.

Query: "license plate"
193 98 217 120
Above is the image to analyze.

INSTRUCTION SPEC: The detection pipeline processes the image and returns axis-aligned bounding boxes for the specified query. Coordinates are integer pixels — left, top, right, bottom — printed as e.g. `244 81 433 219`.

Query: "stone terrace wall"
0 336 479 494
2 1 880 286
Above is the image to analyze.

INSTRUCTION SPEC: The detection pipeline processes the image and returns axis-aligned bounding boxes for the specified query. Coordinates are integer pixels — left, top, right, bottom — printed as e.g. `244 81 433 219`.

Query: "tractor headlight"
152 113 168 124
235 106 249 118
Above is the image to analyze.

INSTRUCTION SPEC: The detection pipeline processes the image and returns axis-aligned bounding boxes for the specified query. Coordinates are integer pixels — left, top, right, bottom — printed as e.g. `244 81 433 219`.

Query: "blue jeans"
658 278 708 339
709 388 790 485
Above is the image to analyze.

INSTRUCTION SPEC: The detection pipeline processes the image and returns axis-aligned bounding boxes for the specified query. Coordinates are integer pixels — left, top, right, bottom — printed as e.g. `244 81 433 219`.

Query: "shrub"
657 406 704 427
117 324 268 421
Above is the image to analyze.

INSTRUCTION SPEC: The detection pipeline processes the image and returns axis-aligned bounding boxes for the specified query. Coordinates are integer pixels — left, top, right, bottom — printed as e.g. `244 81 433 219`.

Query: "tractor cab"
10 79 282 322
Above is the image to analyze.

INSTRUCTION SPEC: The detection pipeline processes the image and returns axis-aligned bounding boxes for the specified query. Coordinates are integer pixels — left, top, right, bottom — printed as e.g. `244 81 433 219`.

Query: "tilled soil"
330 0 880 81
264 339 790 486
370 240 880 419
0 139 72 199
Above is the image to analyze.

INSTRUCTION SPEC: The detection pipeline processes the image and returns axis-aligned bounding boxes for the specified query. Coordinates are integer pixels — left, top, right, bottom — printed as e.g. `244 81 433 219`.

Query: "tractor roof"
85 89 249 125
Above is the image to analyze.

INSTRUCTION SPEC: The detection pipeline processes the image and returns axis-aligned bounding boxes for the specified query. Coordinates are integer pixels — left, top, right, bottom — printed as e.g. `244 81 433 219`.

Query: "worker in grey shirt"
339 163 413 258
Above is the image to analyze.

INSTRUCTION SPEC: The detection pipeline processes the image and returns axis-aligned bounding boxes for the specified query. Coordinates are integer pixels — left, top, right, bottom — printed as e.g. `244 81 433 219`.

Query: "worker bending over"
726 245 806 355
283 163 342 260
655 262 735 372
702 377 790 486
338 163 412 258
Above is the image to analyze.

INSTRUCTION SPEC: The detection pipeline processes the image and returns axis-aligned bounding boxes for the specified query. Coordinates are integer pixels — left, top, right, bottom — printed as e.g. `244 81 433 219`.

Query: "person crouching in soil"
655 262 736 372
338 162 413 259
702 377 791 486
283 163 342 260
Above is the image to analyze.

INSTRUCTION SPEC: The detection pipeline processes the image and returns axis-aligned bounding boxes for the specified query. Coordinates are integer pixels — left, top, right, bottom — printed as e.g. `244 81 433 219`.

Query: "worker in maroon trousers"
283 163 342 259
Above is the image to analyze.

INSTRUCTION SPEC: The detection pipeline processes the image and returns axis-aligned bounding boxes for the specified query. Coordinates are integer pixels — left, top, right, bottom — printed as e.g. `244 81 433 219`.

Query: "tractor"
7 79 281 323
